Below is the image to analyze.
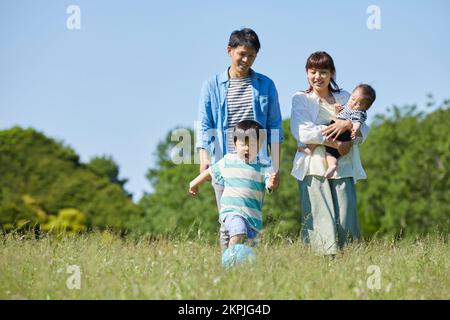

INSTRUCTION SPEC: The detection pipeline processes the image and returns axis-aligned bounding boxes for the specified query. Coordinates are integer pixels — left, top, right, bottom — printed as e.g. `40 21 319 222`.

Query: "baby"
302 84 376 178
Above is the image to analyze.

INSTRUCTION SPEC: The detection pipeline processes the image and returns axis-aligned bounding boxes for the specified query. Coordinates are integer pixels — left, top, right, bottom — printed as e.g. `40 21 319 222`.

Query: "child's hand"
188 183 198 196
351 122 361 140
267 173 277 192
334 103 343 113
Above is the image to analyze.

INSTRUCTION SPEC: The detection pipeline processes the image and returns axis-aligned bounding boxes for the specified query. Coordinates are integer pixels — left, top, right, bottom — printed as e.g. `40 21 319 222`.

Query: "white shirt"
225 77 254 153
290 90 369 182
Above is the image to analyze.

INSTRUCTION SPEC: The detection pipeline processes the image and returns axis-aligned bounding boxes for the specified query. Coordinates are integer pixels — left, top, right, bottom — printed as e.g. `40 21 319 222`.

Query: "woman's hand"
322 119 352 141
298 144 319 155
323 137 352 156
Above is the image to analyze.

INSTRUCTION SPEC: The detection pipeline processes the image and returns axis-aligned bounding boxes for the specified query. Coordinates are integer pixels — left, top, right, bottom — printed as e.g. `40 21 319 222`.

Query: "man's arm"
268 143 281 191
198 148 212 181
267 81 283 191
196 80 214 174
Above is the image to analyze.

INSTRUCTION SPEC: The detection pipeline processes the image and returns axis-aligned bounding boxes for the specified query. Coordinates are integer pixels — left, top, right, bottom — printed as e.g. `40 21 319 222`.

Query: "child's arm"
333 103 343 113
351 122 362 140
188 168 212 196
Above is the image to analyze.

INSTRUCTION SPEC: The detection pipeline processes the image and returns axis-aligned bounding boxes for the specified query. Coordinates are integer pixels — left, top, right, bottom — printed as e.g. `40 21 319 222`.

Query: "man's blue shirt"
196 68 283 163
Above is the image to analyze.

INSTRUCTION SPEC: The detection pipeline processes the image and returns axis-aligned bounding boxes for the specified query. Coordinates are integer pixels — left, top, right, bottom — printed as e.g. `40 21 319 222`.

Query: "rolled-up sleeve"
267 81 283 144
291 94 327 146
195 80 214 151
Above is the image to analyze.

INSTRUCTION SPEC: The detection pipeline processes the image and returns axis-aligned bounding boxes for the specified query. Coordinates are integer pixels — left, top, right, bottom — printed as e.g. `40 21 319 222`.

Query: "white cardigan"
290 90 369 182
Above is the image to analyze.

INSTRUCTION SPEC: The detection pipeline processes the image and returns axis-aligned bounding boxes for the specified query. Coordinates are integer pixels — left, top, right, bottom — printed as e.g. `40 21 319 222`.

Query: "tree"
139 100 450 239
357 103 450 237
86 155 131 197
0 127 142 232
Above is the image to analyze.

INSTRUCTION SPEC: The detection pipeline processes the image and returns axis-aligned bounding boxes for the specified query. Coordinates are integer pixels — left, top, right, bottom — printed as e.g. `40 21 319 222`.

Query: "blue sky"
1 0 449 201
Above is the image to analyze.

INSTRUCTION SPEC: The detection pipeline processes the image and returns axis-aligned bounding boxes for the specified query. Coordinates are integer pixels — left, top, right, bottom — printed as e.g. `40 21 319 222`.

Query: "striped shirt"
337 104 367 124
210 153 273 232
226 77 254 153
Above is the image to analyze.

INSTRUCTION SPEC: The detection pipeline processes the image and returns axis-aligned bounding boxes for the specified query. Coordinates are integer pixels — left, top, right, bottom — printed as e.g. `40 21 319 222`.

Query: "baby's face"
348 88 368 111
234 138 259 164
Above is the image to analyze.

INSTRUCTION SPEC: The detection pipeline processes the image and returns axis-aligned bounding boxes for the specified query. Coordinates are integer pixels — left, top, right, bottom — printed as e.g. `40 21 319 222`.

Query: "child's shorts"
222 214 257 240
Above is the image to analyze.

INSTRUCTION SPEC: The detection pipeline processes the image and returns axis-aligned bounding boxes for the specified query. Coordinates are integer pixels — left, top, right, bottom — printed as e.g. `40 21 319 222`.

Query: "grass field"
0 232 448 299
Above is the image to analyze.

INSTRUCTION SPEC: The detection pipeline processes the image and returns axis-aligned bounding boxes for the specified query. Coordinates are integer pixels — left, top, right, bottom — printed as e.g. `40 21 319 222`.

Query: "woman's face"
307 68 333 93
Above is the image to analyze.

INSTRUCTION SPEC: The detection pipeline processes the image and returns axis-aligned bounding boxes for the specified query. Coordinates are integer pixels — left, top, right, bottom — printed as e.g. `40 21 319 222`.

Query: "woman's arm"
323 136 352 156
291 94 328 145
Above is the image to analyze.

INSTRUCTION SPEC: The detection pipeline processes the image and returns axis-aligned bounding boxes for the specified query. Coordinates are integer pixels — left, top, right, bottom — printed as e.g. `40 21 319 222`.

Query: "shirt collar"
309 90 342 104
219 67 258 84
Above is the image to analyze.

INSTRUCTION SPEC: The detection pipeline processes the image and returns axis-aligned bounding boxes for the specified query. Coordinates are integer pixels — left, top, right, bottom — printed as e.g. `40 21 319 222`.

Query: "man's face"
227 45 257 75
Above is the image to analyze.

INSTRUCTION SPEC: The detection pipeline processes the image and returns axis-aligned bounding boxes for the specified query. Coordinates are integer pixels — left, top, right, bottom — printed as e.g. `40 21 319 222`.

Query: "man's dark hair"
233 120 263 144
228 28 261 53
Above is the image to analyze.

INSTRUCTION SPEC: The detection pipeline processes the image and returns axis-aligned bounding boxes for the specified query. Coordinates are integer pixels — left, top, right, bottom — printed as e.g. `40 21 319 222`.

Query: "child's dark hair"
228 28 261 53
355 84 376 110
305 51 341 93
233 120 263 144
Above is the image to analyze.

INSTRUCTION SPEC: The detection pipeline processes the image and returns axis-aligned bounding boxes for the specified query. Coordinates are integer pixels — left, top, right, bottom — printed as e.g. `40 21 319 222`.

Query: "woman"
290 51 369 255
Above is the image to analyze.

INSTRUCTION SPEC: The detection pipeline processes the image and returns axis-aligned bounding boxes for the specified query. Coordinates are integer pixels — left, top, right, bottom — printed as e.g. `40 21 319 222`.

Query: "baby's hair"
354 84 376 110
233 120 263 144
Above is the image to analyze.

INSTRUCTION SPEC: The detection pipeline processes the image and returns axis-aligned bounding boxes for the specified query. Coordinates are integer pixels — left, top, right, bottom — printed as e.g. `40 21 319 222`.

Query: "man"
196 28 283 250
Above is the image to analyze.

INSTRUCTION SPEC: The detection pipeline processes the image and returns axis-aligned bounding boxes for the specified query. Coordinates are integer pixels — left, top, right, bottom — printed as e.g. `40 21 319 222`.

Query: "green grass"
0 231 448 299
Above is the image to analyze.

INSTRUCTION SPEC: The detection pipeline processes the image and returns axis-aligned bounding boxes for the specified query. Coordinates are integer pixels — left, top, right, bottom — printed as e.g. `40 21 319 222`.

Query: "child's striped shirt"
210 153 273 232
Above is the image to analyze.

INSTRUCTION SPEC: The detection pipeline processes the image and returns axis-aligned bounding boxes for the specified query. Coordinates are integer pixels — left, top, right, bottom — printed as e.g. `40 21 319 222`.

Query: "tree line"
1 100 448 239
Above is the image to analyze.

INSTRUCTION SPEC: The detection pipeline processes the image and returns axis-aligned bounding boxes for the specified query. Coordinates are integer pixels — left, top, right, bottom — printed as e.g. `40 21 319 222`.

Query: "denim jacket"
196 68 283 164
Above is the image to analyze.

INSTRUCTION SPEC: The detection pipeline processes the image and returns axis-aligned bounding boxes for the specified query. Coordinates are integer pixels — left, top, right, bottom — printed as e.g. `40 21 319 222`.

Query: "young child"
301 84 376 178
189 120 276 249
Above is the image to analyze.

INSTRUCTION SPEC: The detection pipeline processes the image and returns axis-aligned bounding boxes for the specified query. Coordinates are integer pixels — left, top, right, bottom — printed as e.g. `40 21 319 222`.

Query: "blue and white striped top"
210 153 273 232
337 104 367 124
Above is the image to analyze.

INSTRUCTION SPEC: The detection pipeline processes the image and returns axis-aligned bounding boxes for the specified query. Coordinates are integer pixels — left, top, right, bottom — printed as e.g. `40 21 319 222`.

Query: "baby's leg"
324 152 338 179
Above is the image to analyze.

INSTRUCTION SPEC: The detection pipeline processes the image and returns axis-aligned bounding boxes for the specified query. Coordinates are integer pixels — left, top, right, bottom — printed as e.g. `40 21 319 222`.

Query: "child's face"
348 88 368 111
234 138 259 164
